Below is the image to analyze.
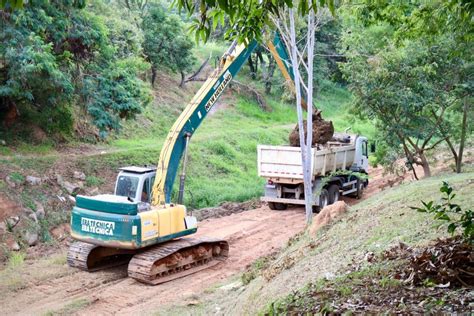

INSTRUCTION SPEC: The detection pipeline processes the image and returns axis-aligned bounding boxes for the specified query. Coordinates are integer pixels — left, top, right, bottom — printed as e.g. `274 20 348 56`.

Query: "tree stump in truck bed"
289 112 334 146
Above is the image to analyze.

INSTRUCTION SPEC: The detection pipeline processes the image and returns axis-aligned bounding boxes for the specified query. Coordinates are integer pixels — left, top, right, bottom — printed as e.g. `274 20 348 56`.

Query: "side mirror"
370 142 376 153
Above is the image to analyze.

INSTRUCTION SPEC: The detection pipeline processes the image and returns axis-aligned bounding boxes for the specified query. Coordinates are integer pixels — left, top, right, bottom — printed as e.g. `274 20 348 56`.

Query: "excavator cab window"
141 178 150 203
116 175 139 200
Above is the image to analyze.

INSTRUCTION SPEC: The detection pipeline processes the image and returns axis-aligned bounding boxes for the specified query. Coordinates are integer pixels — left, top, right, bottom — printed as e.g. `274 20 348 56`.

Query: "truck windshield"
115 175 139 200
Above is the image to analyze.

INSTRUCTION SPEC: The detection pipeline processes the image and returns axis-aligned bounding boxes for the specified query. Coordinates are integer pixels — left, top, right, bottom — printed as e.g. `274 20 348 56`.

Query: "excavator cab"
115 166 156 203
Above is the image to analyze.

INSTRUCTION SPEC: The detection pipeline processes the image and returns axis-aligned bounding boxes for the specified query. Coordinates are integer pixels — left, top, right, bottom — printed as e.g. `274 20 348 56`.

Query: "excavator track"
128 237 229 285
67 241 135 271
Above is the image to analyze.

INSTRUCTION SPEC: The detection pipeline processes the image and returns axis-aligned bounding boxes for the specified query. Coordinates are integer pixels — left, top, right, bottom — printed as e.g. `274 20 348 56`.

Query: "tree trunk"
179 71 186 88
247 55 256 80
289 8 313 223
303 10 316 223
254 55 259 74
264 55 276 94
151 67 157 87
419 152 431 178
456 96 468 173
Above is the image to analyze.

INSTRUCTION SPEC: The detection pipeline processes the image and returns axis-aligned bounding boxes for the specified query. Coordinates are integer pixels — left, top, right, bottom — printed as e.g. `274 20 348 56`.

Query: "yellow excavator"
67 34 298 284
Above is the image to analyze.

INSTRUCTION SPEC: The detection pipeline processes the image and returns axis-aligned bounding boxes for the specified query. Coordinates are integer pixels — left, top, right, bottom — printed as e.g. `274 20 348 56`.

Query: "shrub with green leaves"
411 181 473 243
0 0 151 140
142 3 196 87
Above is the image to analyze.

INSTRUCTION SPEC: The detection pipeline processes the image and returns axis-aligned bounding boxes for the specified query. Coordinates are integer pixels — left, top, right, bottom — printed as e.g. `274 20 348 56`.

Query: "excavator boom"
151 34 298 206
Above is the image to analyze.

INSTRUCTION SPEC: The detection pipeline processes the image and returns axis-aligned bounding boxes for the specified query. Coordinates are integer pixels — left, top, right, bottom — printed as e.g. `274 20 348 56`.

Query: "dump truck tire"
328 184 340 204
319 188 329 209
268 202 287 211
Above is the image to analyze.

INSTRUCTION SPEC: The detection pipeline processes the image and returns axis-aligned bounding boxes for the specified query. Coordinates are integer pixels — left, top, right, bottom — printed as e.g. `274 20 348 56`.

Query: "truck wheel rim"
321 194 328 208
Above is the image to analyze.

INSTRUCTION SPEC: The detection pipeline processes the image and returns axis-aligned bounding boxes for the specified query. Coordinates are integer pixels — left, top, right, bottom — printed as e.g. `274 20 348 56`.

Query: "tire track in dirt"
3 207 306 316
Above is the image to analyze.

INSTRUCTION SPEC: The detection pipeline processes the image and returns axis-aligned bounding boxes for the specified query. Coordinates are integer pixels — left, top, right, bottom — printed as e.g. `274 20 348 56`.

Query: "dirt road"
2 206 306 315
1 164 428 315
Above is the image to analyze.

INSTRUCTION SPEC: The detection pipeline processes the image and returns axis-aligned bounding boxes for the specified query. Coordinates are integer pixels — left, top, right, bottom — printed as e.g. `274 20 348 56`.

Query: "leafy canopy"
0 0 151 139
174 0 335 43
339 0 473 172
142 3 196 75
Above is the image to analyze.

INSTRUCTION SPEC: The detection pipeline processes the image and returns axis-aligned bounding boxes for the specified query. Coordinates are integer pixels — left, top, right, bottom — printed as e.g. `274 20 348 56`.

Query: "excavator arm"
151 33 298 206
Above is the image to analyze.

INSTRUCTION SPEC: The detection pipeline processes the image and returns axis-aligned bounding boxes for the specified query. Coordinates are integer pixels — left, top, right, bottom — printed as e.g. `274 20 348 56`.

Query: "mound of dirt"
289 112 334 146
309 201 348 235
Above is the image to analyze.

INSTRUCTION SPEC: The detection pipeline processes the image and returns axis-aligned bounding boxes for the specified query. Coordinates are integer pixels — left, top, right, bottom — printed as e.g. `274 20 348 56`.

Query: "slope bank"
157 170 474 315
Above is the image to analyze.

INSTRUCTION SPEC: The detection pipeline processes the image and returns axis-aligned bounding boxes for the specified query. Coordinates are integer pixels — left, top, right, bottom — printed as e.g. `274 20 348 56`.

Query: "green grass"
0 68 371 211
9 172 24 183
81 82 373 209
0 146 12 155
193 41 227 61
8 252 25 268
85 175 105 187
43 298 92 316
16 142 55 155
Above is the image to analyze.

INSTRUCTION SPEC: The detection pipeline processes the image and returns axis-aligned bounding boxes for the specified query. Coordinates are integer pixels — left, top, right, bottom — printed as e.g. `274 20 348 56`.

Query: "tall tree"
142 4 196 87
174 0 335 223
271 8 333 222
340 0 473 175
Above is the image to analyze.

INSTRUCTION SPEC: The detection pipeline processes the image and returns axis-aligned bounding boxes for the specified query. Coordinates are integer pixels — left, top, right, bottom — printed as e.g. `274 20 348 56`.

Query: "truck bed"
257 142 356 183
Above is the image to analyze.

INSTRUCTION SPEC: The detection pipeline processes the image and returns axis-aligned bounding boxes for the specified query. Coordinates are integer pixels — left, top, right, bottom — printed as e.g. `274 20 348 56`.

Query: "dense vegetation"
0 0 198 140
339 1 473 176
0 0 471 175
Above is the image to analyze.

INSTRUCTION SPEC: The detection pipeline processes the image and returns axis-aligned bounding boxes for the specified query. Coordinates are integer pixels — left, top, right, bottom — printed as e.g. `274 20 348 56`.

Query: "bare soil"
1 169 387 315
0 193 21 222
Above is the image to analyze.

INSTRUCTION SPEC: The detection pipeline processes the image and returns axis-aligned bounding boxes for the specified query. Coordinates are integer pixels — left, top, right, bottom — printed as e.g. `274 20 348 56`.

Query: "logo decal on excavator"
205 71 232 112
81 218 115 236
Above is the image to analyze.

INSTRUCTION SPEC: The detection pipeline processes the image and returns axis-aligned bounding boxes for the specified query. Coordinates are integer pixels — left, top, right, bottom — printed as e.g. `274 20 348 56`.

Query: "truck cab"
115 166 156 203
353 136 369 173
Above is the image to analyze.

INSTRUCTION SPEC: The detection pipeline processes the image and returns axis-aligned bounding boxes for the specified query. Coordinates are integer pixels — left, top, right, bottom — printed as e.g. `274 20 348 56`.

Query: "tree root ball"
289 112 334 146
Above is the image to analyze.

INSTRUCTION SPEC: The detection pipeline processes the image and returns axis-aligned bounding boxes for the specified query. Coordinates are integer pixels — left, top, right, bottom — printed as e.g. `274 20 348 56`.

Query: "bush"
411 181 473 243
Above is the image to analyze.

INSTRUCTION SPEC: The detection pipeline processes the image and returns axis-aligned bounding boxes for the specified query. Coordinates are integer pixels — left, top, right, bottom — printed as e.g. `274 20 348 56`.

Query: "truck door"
354 137 369 173
360 140 369 172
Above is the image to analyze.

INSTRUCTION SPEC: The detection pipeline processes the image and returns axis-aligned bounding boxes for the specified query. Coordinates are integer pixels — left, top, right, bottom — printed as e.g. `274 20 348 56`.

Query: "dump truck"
258 133 369 211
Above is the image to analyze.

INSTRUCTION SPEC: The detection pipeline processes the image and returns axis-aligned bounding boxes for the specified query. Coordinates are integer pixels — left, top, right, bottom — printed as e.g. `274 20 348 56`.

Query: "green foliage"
0 0 24 9
175 0 335 43
7 252 25 268
83 57 151 138
339 1 473 173
0 0 86 10
241 254 274 285
142 4 196 79
85 175 105 187
412 181 473 243
0 0 151 140
9 172 24 183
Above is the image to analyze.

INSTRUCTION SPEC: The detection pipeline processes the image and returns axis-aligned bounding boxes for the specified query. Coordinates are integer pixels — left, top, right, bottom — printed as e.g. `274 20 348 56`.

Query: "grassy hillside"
1 40 371 210
73 80 372 209
157 170 474 314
